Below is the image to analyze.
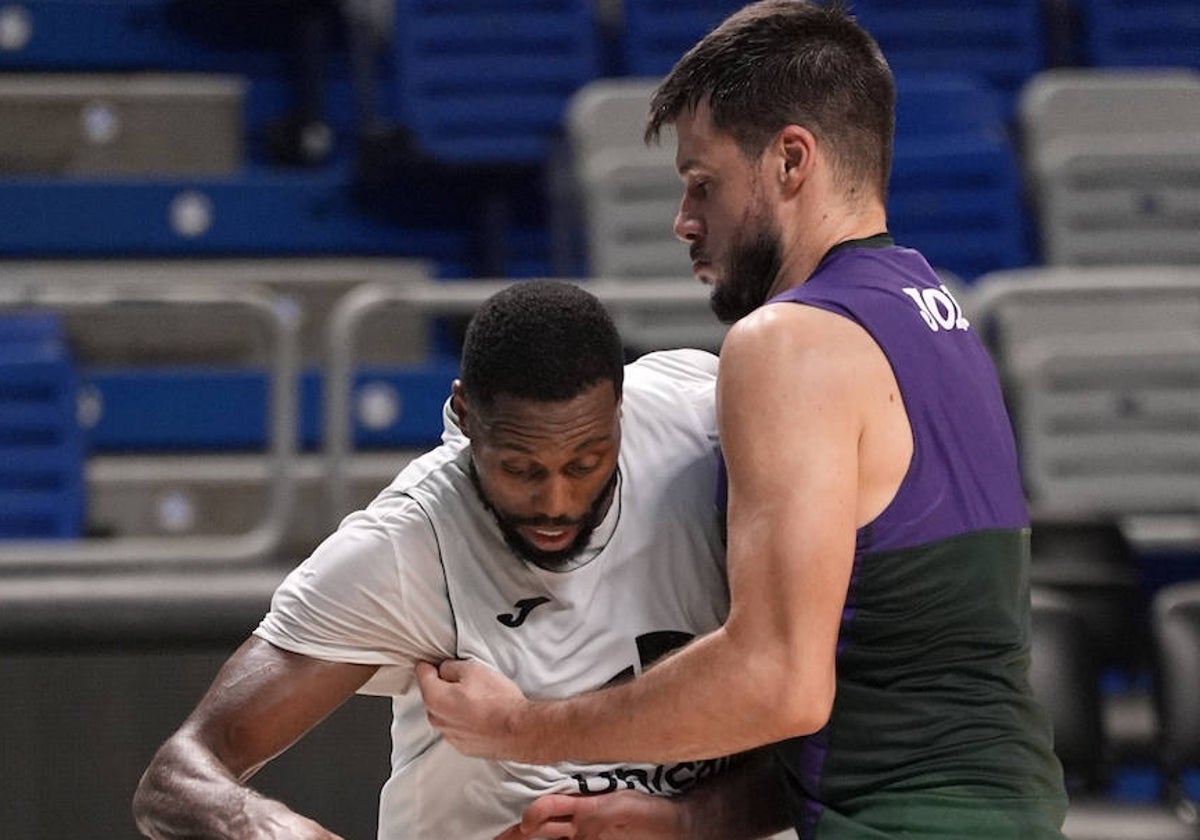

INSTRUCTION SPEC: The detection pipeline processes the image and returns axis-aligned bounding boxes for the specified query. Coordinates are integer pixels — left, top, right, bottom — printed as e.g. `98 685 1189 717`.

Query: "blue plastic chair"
1079 0 1200 69
619 0 744 77
852 0 1045 115
890 73 1031 281
0 313 84 539
392 0 600 163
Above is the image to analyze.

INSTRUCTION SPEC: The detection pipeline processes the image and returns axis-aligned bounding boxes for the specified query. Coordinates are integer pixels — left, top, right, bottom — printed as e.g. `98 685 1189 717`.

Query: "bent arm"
133 636 378 839
423 304 866 764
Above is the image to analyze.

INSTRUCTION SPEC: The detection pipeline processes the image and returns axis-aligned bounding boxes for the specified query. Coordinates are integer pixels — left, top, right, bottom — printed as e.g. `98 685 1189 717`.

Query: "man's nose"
674 196 702 243
533 475 575 521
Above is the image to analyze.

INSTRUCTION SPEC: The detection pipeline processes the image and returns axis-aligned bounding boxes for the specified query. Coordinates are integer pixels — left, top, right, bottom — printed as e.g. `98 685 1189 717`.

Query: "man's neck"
770 202 887 297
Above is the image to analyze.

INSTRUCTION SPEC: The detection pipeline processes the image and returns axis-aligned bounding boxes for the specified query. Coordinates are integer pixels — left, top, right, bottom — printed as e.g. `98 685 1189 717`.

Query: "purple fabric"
769 244 1028 554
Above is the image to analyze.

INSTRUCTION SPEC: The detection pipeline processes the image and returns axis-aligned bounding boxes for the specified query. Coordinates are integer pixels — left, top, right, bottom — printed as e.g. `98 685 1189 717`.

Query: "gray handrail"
970 265 1200 324
323 277 713 522
0 283 300 570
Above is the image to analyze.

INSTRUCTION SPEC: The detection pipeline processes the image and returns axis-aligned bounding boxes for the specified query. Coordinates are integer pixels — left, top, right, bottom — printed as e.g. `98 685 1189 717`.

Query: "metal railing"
0 282 300 569
0 275 714 566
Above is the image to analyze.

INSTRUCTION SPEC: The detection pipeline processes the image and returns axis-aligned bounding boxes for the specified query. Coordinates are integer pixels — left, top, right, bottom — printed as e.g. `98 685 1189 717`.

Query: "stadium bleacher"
1 1 1197 837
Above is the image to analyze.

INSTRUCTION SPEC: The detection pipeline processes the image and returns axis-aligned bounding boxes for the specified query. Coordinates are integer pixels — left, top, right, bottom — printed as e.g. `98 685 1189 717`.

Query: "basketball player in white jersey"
133 281 788 839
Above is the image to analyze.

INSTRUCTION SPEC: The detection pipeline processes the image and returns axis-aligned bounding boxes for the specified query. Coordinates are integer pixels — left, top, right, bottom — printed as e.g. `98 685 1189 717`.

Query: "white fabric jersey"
254 349 730 839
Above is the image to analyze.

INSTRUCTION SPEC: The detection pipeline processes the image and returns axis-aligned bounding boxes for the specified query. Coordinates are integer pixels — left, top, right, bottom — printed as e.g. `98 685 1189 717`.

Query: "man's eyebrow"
677 158 699 175
495 434 614 456
572 434 615 452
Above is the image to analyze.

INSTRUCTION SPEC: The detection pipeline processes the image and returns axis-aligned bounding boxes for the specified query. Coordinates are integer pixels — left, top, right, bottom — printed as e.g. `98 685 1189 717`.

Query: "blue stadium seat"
0 313 84 539
852 0 1045 113
392 0 600 163
890 73 1030 281
81 362 458 453
0 0 290 72
619 0 744 77
0 166 470 258
0 1 400 154
620 0 1049 114
1079 0 1200 69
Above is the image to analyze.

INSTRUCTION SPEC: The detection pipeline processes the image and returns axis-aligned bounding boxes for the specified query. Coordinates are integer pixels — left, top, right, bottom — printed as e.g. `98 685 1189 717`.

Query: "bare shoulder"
720 301 886 392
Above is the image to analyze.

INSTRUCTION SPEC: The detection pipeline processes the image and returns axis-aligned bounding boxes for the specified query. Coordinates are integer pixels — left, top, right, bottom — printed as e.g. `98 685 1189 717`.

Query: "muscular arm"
420 304 884 764
133 636 378 839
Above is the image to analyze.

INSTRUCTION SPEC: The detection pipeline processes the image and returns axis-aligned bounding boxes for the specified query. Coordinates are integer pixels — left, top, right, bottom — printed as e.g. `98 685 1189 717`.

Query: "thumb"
414 661 446 695
435 658 468 681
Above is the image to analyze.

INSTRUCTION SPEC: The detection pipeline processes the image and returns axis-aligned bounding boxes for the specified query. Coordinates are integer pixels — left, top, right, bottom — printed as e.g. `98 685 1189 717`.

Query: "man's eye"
566 462 599 477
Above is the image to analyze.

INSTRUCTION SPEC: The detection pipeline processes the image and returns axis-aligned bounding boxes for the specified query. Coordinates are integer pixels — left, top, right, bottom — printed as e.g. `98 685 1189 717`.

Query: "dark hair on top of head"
460 280 624 412
645 0 895 199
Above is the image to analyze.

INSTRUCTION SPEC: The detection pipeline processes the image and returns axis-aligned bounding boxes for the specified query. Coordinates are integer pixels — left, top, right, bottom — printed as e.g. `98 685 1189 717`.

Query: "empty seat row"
1 0 1195 167
564 72 1028 284
563 66 1200 285
0 259 442 557
0 10 1193 276
1031 579 1200 839
0 270 714 562
1019 68 1200 267
969 265 1200 527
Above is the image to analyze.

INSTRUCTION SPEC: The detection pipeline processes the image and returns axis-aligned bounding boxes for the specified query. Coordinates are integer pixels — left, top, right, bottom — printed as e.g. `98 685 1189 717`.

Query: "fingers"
415 659 466 688
435 658 464 680
492 794 588 839
414 661 437 689
493 794 580 840
495 817 575 839
521 794 585 830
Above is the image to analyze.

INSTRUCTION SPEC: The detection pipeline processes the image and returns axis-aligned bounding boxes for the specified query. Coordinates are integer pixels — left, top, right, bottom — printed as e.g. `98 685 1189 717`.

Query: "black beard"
710 226 784 324
468 461 619 571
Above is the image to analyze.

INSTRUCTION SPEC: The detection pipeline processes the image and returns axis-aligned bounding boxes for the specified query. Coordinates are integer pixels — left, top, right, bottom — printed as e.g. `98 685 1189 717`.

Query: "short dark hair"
646 0 895 198
460 280 624 410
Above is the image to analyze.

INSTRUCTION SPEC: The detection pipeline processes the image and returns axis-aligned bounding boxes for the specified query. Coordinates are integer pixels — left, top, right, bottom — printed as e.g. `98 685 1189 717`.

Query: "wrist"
505 695 540 762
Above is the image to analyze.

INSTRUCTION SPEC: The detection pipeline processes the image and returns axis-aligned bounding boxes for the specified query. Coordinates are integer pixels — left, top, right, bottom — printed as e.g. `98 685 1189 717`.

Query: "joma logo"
496 597 551 628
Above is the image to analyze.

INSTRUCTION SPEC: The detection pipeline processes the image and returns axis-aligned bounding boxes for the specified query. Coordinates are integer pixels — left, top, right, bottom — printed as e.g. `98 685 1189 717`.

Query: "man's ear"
450 380 471 438
777 124 817 195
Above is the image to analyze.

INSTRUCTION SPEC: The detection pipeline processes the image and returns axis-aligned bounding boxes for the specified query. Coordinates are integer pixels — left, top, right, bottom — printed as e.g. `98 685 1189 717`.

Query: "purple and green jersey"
744 236 1067 838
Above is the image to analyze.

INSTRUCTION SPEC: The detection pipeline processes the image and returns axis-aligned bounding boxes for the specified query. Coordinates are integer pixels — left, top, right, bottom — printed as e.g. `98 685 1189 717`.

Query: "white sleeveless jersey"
255 349 729 839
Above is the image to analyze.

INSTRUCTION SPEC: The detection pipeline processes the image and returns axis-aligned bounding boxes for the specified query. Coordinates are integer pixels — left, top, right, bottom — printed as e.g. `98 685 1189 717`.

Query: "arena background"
0 1 1197 837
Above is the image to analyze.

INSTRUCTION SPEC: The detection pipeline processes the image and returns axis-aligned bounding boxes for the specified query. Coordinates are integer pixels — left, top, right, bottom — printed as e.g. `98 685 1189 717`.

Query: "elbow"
795 678 835 735
739 645 836 742
132 743 172 837
131 727 211 838
721 612 838 743
771 673 834 740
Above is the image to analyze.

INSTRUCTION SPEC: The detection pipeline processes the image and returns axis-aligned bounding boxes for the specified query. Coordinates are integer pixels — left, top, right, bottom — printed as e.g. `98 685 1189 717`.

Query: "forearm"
133 731 279 839
514 625 814 764
679 747 791 840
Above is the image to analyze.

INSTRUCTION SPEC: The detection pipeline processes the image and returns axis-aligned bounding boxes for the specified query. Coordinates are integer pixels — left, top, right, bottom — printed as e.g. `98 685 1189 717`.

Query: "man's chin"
513 540 585 571
501 524 592 570
709 289 749 324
